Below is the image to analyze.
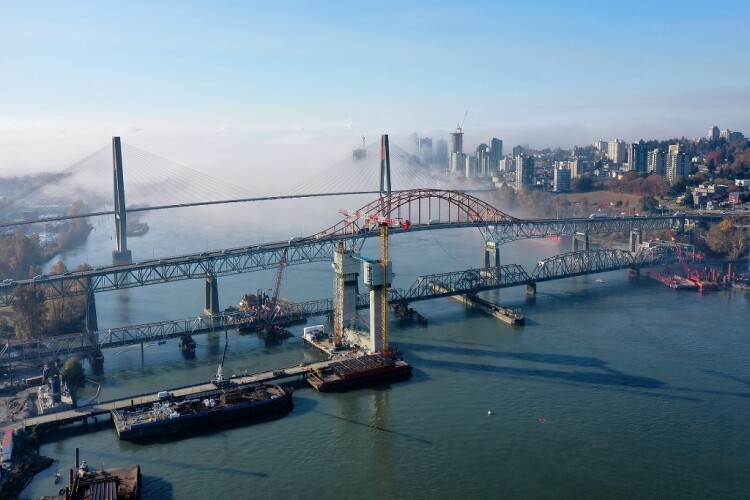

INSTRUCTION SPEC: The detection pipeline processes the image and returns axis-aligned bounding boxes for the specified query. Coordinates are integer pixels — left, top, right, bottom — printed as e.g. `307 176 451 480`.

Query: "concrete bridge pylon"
111 137 132 265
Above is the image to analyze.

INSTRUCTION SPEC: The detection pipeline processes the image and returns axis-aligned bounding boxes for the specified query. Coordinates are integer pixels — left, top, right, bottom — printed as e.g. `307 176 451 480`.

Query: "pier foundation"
629 229 643 253
526 282 537 296
85 289 98 333
572 232 590 252
483 243 500 270
204 274 220 316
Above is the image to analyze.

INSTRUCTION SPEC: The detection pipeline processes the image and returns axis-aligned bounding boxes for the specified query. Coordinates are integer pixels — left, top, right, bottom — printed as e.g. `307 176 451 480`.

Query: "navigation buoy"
487 410 493 416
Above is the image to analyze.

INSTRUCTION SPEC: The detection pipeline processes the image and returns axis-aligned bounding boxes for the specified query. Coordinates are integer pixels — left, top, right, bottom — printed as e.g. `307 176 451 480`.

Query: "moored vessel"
307 353 412 392
111 384 293 440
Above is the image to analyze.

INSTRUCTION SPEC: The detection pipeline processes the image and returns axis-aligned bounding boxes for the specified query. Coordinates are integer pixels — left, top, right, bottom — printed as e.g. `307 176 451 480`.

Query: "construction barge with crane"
111 331 293 440
648 231 719 291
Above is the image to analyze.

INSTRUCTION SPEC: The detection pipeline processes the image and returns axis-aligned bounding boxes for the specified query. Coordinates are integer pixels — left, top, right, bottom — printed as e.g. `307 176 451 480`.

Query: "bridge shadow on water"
397 341 750 401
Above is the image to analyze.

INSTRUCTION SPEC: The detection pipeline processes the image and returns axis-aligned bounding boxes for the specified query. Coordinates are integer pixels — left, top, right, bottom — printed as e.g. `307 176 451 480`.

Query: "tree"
60 357 86 388
639 196 659 214
705 221 749 259
12 284 47 340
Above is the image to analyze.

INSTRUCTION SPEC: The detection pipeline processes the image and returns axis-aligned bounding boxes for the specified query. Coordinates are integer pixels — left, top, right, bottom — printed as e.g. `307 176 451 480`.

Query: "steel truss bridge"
0 189 679 307
1 246 681 362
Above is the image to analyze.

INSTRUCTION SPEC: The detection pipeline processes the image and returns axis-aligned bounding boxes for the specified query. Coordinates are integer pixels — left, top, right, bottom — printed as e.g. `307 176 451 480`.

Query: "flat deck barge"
111 383 292 440
307 354 412 392
647 271 699 290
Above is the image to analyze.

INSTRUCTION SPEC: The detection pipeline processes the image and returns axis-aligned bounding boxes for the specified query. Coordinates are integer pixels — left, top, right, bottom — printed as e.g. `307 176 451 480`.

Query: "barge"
307 353 412 392
647 271 699 290
111 383 293 440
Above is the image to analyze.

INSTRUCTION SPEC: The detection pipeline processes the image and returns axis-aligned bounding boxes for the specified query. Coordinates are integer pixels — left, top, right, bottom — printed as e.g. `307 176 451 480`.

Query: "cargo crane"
668 229 718 291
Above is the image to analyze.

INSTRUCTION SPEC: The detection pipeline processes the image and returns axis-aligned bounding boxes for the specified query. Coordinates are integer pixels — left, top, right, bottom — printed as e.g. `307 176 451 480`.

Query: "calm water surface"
23 203 750 499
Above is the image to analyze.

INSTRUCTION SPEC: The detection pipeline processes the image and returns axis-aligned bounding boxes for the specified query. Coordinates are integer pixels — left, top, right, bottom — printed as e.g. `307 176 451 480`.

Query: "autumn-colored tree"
13 284 47 340
705 220 749 259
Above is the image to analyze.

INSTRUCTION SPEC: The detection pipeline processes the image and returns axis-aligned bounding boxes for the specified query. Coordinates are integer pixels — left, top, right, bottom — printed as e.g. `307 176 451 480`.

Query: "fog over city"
1 1 748 190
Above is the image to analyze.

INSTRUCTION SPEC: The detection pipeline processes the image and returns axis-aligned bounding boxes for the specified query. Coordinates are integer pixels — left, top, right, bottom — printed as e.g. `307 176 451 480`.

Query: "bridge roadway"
17 357 335 432
2 246 677 362
0 213 678 307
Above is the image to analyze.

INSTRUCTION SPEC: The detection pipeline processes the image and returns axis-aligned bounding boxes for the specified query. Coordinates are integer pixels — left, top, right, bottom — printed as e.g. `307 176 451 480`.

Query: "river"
23 199 750 499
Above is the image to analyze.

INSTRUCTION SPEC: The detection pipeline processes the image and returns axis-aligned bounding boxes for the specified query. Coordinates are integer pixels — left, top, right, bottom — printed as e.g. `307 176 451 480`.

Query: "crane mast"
380 223 389 352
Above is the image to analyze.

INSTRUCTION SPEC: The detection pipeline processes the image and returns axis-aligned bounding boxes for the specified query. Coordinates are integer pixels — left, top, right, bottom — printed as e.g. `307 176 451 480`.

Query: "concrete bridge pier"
629 267 640 279
572 232 590 252
629 229 643 253
483 243 500 270
526 282 537 296
85 289 98 333
204 274 220 317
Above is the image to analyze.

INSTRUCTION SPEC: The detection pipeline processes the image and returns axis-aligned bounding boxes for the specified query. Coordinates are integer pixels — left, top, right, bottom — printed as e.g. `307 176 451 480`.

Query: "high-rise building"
668 144 681 155
569 158 581 178
465 156 478 178
595 139 608 152
512 145 525 157
515 155 535 191
666 152 689 183
450 152 467 173
708 126 720 141
476 144 492 177
435 138 448 167
450 131 463 154
490 138 503 166
720 129 731 140
628 140 648 172
607 139 627 164
648 149 666 175
498 156 514 172
553 167 571 192
418 137 433 165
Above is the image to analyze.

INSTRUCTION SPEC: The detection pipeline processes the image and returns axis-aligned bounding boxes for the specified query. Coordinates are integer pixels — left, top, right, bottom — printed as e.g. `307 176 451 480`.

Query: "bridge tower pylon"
111 137 133 265
333 242 359 347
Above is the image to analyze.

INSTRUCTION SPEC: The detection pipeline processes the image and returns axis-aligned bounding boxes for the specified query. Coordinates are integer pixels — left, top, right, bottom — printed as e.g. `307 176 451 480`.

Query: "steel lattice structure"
2 245 690 362
0 190 681 307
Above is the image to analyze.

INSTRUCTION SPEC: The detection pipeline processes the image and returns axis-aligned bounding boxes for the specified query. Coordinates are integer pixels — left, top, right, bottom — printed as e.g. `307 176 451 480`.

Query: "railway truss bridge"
2 245 680 363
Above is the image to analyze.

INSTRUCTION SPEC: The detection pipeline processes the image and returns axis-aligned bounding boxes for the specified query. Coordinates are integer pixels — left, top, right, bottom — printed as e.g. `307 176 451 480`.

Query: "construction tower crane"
457 110 468 133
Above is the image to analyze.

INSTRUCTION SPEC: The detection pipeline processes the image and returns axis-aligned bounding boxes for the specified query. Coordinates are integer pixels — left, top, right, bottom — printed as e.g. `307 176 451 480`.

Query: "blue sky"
1 0 748 180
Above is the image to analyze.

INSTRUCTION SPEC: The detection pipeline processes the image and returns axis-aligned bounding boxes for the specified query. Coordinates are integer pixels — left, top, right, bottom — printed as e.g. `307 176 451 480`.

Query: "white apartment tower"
515 155 535 191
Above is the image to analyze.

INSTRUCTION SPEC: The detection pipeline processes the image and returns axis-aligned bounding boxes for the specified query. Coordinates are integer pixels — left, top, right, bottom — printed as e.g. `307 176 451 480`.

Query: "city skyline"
1 1 748 182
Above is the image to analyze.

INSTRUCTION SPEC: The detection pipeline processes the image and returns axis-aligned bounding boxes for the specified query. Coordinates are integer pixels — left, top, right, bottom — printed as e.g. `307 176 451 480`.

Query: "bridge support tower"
572 232 590 252
111 137 132 265
204 274 220 317
85 288 98 333
526 282 537 296
483 242 500 270
629 229 643 253
333 242 359 347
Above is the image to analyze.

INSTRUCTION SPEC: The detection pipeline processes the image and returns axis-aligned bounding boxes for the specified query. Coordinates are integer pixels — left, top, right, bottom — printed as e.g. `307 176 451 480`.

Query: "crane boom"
271 248 288 303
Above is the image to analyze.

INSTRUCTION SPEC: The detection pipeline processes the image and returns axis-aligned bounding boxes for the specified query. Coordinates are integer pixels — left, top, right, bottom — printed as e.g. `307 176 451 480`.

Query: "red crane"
271 248 288 303
668 230 717 291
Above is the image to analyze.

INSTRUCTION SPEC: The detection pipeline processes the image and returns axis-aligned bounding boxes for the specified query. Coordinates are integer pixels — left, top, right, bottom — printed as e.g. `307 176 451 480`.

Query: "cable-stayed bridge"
0 135 709 363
